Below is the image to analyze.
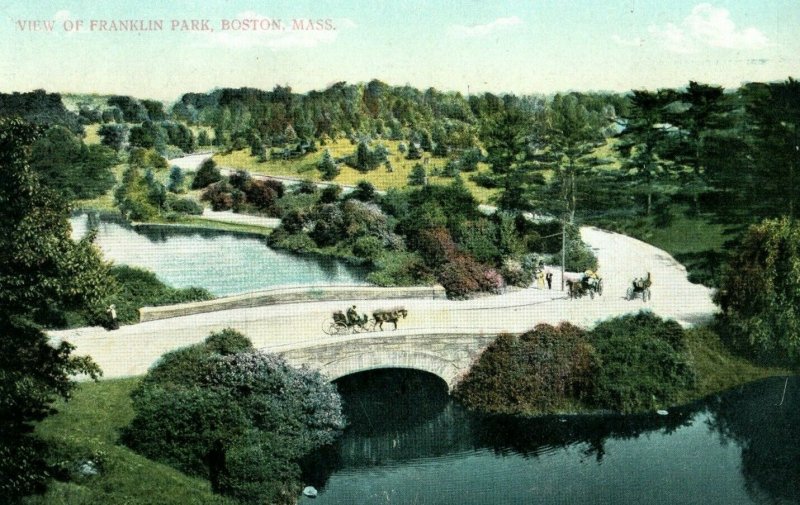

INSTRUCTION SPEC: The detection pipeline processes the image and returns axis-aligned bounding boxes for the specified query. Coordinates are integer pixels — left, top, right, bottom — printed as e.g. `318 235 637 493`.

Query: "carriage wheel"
323 320 337 335
589 289 595 300
644 288 651 302
626 287 634 301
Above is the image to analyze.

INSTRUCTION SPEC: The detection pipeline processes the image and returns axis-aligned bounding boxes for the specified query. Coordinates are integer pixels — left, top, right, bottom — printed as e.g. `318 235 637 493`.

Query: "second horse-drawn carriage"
626 272 652 301
322 306 408 335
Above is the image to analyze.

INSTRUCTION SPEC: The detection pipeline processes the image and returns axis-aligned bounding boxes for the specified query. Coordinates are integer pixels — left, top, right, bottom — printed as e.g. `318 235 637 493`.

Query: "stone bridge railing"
139 285 447 322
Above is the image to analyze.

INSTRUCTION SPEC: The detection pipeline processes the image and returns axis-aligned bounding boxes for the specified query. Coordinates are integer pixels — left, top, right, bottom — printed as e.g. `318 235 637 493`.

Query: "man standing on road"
106 304 119 330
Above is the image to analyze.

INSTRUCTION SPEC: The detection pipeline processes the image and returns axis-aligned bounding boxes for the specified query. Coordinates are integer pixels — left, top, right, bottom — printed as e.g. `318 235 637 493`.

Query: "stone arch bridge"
270 330 501 391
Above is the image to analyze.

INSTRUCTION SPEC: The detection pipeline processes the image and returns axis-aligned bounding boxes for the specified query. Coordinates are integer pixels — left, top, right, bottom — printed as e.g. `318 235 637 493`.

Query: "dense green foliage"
317 148 339 180
122 330 345 505
106 266 213 324
0 90 83 135
29 126 116 200
455 313 696 415
716 218 800 366
191 158 222 189
589 312 695 413
454 324 594 413
0 118 110 502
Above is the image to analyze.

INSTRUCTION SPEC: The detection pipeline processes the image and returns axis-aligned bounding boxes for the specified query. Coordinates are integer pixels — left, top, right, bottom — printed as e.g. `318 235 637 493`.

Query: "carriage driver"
346 305 359 326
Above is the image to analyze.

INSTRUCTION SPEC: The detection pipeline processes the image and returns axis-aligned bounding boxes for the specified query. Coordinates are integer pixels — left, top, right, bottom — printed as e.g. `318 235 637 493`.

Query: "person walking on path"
536 269 545 289
546 271 553 289
105 304 119 330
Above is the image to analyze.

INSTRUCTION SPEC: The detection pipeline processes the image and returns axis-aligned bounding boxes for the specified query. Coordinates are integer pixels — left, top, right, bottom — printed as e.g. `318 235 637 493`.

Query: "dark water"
301 372 799 505
70 213 367 296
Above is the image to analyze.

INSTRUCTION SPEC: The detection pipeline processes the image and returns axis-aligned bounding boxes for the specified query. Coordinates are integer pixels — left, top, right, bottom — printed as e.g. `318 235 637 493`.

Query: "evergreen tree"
168 166 185 193
406 141 422 160
409 163 427 185
191 158 222 189
615 90 678 215
318 149 339 180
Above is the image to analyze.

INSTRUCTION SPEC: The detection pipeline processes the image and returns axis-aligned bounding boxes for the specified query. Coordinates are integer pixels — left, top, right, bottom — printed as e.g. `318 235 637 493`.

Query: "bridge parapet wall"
139 285 446 322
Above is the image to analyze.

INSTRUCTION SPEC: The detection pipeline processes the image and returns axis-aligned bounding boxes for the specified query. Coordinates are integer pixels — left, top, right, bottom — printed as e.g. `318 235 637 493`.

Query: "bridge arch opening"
333 368 449 434
319 349 462 391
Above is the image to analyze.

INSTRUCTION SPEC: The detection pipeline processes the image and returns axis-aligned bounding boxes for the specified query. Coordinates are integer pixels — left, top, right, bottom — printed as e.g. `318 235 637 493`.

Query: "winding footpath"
50 226 718 379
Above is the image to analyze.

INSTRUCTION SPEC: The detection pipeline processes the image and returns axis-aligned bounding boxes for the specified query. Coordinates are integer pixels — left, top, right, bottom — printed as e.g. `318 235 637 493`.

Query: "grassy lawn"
27 378 234 505
82 124 102 145
161 216 273 237
679 327 795 404
214 139 500 203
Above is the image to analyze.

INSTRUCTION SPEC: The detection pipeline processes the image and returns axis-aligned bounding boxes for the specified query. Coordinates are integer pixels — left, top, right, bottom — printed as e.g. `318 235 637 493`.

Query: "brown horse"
372 307 408 330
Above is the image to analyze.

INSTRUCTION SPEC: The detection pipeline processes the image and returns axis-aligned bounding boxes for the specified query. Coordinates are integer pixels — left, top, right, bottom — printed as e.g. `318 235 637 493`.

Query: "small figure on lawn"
546 271 553 290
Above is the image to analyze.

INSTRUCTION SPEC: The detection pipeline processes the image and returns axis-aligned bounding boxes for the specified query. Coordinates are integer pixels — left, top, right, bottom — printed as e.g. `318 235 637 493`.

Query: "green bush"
191 159 222 189
367 251 435 287
589 312 695 413
716 218 800 366
167 195 203 215
269 230 316 253
107 266 213 323
204 328 254 356
352 235 383 261
122 332 345 505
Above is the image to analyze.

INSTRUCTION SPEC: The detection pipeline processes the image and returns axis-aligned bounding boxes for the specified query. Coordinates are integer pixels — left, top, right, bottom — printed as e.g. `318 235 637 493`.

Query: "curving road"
50 226 718 379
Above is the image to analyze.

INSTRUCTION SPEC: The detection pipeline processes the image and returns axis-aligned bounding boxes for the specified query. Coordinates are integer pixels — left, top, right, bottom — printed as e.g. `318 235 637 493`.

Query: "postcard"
1 2 798 504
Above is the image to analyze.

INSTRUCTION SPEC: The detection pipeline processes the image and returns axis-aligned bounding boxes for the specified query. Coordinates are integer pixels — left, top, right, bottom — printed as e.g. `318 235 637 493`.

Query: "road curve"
50 226 718 379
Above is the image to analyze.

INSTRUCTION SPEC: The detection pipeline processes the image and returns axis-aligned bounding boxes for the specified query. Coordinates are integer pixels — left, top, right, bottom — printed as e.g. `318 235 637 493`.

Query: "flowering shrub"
482 268 505 294
122 330 344 505
437 253 483 298
501 258 533 287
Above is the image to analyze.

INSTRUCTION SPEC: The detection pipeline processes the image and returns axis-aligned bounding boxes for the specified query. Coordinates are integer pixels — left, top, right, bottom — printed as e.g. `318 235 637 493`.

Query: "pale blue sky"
1 0 797 100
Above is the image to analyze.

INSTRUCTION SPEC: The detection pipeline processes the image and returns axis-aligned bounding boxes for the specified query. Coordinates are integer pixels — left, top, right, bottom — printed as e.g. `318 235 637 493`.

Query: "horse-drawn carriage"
566 271 603 300
322 306 408 335
626 272 652 302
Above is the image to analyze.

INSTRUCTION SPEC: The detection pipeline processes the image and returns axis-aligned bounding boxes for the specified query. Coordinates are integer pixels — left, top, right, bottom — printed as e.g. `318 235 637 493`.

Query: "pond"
301 371 799 505
70 213 368 296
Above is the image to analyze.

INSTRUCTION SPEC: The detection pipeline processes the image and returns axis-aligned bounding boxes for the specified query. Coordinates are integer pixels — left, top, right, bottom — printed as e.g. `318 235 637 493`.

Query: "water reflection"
302 371 799 505
706 377 799 504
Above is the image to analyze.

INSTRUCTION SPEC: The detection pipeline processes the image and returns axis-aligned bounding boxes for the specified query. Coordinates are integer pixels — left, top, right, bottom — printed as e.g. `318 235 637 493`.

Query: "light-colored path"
50 227 718 379
200 209 281 228
167 152 213 171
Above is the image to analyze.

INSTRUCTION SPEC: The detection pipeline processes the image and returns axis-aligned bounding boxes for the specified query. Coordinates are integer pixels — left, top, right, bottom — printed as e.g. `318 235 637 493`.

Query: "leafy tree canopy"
0 118 110 501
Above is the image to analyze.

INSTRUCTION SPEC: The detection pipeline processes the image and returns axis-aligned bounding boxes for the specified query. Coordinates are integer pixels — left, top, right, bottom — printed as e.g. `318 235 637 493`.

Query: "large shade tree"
0 118 110 501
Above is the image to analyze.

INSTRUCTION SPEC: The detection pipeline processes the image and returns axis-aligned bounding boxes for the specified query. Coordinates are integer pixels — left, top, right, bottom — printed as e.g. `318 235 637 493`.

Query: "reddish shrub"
454 323 596 413
244 180 279 215
416 227 458 267
201 182 233 211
